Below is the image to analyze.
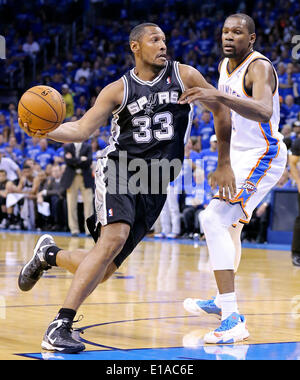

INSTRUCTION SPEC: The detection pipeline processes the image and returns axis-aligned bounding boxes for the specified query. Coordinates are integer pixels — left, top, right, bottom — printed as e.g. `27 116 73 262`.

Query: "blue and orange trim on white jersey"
213 121 280 224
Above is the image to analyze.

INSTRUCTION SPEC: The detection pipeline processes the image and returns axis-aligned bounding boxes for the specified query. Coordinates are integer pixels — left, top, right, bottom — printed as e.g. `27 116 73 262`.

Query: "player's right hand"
18 118 46 138
210 164 237 202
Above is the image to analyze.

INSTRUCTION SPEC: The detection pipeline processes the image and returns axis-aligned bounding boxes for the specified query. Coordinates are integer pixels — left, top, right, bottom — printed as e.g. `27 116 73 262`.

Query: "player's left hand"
178 87 220 105
18 118 46 138
210 164 237 202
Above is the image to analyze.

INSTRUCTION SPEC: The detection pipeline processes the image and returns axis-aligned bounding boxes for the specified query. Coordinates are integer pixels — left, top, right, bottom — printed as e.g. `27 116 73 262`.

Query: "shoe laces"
62 315 84 335
216 315 239 332
30 263 51 279
197 298 215 308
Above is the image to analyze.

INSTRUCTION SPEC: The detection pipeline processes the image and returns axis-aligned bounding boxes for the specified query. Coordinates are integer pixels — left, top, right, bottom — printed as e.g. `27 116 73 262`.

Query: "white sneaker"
183 297 222 319
204 312 250 344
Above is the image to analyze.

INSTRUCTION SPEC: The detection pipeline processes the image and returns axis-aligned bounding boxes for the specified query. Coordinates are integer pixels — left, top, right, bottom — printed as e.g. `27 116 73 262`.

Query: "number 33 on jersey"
102 61 194 163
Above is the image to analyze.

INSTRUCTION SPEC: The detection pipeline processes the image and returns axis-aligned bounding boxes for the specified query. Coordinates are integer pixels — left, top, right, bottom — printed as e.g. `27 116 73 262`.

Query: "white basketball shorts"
211 140 287 225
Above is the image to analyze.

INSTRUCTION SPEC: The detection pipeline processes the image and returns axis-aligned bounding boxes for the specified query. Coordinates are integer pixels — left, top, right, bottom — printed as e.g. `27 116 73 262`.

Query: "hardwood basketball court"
1 230 300 360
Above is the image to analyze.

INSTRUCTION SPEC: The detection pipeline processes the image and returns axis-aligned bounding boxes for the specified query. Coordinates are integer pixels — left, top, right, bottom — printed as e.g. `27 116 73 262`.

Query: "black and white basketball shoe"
41 318 85 353
18 234 56 291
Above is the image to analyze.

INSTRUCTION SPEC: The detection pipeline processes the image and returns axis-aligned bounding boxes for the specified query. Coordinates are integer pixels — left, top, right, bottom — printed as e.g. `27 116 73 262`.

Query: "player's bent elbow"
259 108 273 124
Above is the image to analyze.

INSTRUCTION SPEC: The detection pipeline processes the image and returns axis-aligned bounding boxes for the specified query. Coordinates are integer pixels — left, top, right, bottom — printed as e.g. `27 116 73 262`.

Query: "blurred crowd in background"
0 0 299 241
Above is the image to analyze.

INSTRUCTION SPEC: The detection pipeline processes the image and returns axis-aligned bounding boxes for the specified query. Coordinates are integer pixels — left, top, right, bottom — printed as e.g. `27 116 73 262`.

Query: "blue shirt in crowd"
191 120 215 150
24 145 42 160
281 103 300 125
197 148 218 178
35 148 56 169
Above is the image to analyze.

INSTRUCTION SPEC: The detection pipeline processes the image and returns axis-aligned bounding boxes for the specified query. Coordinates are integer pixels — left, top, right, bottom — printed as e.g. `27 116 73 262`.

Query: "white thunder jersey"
218 50 282 151
213 50 287 223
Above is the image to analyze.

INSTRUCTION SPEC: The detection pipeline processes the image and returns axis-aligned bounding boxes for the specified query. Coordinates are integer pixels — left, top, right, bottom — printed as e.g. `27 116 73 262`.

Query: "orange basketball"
18 85 66 134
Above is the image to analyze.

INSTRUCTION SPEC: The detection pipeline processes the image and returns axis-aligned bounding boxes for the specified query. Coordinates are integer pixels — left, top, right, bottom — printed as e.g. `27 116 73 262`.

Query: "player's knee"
199 208 213 230
97 228 128 264
111 230 128 252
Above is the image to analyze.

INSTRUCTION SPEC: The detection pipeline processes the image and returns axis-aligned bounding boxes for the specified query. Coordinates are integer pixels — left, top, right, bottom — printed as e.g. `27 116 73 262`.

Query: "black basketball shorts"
86 157 167 268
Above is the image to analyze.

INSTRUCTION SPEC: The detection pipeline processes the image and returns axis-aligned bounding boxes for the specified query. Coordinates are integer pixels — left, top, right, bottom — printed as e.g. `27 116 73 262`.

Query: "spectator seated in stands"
22 33 40 58
0 116 10 142
5 164 45 230
0 149 21 185
72 76 90 100
191 109 215 151
278 62 294 99
49 72 64 93
291 121 300 142
35 170 50 231
22 158 38 176
37 164 67 231
281 95 300 126
281 124 293 140
197 134 218 182
12 165 37 230
24 137 42 161
187 134 218 194
0 169 16 229
35 139 56 170
53 143 66 165
74 94 88 117
74 60 91 83
5 136 23 162
195 29 214 57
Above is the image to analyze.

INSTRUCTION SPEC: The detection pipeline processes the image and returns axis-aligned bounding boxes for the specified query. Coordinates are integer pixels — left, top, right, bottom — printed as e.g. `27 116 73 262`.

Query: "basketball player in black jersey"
18 23 235 353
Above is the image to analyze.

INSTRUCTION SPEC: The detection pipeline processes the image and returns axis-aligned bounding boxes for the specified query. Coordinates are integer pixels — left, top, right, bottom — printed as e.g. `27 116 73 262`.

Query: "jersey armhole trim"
218 59 224 74
174 61 185 92
242 58 278 98
112 76 128 115
174 62 194 144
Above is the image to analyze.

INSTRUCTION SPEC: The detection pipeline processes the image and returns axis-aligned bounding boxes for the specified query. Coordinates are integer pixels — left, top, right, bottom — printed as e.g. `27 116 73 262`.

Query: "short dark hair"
226 13 255 34
129 23 160 43
0 169 7 175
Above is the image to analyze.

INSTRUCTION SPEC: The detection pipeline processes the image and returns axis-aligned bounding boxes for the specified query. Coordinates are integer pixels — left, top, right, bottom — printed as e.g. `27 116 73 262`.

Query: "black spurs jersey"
103 61 193 164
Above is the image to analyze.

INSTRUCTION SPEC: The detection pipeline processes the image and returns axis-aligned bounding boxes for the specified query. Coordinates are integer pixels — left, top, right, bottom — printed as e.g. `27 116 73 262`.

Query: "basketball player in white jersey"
180 14 287 343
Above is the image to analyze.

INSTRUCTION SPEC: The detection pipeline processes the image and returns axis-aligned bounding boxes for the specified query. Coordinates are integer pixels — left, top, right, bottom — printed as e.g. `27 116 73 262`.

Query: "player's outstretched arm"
19 79 124 143
179 64 236 200
179 60 274 123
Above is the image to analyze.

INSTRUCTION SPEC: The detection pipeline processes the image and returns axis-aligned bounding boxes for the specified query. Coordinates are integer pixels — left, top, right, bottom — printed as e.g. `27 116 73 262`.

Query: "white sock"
219 292 239 321
214 291 221 308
